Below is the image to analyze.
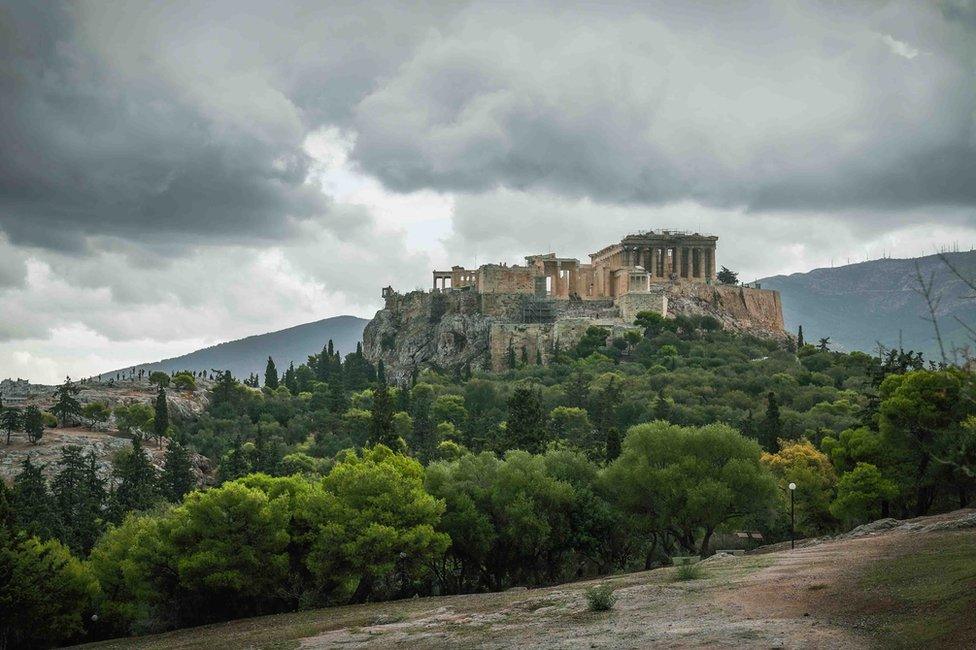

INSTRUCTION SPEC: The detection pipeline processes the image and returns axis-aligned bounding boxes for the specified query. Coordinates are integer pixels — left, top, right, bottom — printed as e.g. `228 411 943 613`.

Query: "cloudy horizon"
2 0 976 383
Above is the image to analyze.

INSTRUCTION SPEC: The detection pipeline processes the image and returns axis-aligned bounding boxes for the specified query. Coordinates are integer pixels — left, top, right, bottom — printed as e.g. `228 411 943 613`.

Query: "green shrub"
674 563 704 581
584 583 617 611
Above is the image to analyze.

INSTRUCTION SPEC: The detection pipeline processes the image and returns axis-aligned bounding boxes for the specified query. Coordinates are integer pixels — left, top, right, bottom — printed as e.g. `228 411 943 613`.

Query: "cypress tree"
153 386 169 447
369 383 396 447
264 356 279 389
536 348 543 365
796 325 805 348
565 371 590 409
376 359 386 385
284 361 298 394
1 406 22 445
162 441 195 502
507 339 517 370
653 389 671 421
220 436 250 482
503 386 547 453
606 426 621 462
760 391 782 451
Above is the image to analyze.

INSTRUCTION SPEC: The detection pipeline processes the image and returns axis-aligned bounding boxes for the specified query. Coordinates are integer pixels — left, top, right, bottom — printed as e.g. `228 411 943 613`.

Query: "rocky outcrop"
363 284 786 383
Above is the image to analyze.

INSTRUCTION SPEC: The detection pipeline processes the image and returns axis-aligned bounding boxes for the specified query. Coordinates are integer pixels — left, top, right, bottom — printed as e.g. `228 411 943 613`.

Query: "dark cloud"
350 1 976 213
0 1 456 251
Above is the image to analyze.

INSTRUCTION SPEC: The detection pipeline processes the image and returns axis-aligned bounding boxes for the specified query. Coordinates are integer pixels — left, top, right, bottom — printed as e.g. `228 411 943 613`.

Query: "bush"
172 372 196 391
584 583 617 611
674 563 704 581
149 371 170 388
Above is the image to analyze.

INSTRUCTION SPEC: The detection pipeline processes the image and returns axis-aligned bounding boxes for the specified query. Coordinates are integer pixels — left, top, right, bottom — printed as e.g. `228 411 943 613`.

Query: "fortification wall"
667 284 785 338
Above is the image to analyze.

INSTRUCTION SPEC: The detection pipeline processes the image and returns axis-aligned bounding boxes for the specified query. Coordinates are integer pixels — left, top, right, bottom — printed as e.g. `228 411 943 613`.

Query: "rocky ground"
0 378 213 483
80 508 976 650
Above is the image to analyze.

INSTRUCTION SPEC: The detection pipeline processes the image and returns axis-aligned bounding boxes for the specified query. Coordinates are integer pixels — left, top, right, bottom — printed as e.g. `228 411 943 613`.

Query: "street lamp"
788 482 797 550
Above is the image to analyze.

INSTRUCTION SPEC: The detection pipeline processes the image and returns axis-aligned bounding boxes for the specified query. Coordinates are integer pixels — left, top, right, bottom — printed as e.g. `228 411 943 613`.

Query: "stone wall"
616 290 668 323
667 283 785 338
478 265 536 294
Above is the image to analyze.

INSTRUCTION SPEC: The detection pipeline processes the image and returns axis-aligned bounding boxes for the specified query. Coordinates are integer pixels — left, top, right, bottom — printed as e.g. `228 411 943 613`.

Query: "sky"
1 0 975 383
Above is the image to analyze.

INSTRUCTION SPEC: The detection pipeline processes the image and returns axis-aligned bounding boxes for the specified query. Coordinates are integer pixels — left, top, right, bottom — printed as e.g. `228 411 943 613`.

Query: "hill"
759 251 976 359
79 509 976 649
106 315 368 380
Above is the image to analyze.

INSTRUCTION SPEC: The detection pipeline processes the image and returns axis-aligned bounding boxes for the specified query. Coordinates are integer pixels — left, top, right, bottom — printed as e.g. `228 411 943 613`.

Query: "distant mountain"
107 315 369 380
759 251 976 360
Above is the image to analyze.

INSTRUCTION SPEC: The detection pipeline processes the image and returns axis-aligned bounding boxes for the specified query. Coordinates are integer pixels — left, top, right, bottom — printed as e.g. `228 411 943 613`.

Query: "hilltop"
759 251 976 358
79 509 976 649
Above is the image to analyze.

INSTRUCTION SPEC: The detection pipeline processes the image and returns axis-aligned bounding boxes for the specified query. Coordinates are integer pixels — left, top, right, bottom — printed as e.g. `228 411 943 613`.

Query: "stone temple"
365 231 784 385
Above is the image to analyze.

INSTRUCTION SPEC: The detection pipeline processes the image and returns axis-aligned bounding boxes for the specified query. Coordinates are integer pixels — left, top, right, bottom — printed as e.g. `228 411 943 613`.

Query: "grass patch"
584 584 617 611
674 564 705 581
856 532 976 648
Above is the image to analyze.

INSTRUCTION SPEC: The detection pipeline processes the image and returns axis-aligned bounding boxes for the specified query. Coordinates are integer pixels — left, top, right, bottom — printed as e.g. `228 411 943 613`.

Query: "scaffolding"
521 296 555 323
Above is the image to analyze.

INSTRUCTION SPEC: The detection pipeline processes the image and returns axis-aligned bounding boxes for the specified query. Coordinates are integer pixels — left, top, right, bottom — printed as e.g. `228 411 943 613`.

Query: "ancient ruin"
365 232 785 384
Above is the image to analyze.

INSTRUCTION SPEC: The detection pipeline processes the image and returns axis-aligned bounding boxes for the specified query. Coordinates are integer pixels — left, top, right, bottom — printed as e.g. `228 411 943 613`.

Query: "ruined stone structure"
365 232 784 384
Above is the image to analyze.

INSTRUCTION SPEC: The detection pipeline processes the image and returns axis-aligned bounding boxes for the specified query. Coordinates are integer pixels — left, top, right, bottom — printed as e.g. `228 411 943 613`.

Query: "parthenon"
431 230 719 299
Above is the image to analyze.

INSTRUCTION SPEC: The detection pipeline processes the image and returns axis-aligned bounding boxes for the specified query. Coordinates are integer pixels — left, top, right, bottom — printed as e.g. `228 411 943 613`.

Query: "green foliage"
149 371 170 388
501 386 547 453
51 376 82 427
584 583 616 611
153 387 170 446
162 442 196 503
830 462 898 525
12 457 58 540
717 266 738 285
576 326 610 358
605 422 777 556
111 437 160 520
0 532 99 648
81 401 111 429
172 371 196 391
1 407 22 444
24 404 44 444
264 356 279 389
113 402 154 436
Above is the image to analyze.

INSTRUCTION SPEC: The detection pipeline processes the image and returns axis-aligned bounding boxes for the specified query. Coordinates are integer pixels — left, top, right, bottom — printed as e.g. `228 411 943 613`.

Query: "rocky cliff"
363 284 785 383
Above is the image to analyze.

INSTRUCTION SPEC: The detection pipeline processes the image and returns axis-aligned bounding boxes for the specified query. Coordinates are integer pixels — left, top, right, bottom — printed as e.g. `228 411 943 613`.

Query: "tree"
264 356 279 389
172 372 196 391
605 426 621 462
153 387 169 447
51 377 81 427
148 371 170 388
717 266 738 285
111 437 159 520
502 386 547 453
604 422 777 556
506 338 517 370
830 463 898 526
369 383 396 447
81 402 111 429
564 371 591 409
634 310 669 337
12 457 58 540
759 391 782 451
761 439 837 536
576 326 610 358
653 389 672 422
162 441 195 503
549 406 598 456
0 532 99 648
817 337 831 352
1 407 22 445
307 446 450 602
23 404 44 444
219 436 251 483
796 325 805 348
113 402 154 437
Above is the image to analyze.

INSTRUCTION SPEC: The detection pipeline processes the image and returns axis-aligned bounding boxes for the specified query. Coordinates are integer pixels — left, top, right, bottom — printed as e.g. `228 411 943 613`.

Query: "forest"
2 312 974 648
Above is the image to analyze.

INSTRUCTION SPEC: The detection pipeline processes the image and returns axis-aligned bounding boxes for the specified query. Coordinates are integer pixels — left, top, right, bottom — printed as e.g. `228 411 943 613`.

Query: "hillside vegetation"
2 312 974 647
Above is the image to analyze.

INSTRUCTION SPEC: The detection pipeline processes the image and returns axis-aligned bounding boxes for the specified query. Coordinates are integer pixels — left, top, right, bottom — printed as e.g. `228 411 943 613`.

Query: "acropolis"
367 230 784 384
430 231 719 299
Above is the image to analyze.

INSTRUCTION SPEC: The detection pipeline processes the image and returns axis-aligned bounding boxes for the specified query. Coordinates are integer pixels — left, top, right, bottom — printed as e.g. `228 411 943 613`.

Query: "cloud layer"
1 0 975 382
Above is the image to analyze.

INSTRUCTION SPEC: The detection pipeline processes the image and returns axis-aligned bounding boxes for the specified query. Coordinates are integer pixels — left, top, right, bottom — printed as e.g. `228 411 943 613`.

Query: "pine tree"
79 451 107 553
796 325 805 348
606 426 621 462
50 446 85 551
23 405 44 444
219 436 250 482
12 457 58 539
369 383 396 447
51 377 81 427
264 356 279 389
162 441 195 502
153 386 169 447
110 436 158 521
1 406 22 445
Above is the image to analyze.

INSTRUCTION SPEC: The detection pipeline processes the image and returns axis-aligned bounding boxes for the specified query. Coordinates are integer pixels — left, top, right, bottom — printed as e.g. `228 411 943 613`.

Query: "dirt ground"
81 510 975 650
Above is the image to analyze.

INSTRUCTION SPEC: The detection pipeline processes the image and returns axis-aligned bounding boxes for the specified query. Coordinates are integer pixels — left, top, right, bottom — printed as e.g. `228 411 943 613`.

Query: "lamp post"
788 482 797 550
